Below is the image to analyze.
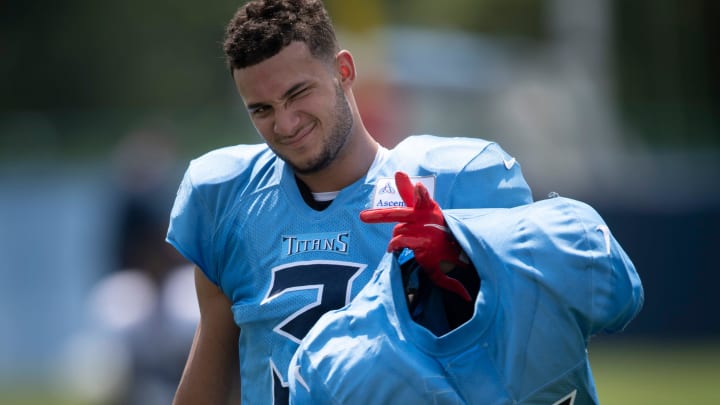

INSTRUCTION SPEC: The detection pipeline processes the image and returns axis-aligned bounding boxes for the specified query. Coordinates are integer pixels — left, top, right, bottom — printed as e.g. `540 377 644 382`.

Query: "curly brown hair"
223 0 339 71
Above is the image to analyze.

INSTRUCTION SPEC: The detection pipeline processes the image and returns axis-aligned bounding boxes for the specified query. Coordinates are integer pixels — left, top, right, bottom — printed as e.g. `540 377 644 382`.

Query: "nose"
273 107 300 137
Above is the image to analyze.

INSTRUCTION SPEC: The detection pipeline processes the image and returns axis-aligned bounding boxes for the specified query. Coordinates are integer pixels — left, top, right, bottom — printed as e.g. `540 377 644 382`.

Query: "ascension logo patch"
281 232 350 257
371 175 436 208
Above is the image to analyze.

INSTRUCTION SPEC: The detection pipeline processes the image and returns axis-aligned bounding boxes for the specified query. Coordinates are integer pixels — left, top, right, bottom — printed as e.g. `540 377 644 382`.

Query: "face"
233 42 354 175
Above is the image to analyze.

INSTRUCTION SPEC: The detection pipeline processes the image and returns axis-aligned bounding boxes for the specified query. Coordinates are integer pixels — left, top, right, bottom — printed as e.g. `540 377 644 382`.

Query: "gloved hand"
360 172 472 302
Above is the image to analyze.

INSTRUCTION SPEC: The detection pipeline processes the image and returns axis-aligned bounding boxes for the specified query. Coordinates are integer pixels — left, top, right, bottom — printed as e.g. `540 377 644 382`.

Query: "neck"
296 126 378 193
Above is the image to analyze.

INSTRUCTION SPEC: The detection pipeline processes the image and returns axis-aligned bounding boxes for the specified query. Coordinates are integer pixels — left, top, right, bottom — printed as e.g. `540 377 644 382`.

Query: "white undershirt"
310 145 388 203
311 190 340 202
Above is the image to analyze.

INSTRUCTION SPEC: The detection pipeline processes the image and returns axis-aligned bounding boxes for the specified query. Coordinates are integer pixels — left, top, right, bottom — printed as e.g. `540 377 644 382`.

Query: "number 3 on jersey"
262 260 366 343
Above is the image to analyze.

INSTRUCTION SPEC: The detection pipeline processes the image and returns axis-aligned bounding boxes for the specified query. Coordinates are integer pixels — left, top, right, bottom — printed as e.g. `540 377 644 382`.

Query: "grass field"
2 339 719 404
590 339 720 404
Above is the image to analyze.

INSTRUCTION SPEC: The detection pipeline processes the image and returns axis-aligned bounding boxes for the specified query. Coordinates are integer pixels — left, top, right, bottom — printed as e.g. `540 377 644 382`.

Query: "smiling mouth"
281 122 316 147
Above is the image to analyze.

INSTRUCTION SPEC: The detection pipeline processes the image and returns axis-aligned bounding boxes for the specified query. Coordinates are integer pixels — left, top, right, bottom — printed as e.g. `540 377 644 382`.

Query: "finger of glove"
426 270 472 302
413 181 438 211
360 207 417 224
391 222 443 239
387 234 435 254
394 171 416 208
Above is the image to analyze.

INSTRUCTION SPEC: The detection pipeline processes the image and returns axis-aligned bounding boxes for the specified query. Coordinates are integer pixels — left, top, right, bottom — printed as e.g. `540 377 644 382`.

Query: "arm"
174 267 240 405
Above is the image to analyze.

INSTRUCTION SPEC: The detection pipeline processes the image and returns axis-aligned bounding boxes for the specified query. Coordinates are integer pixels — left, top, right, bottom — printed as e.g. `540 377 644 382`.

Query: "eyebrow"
246 81 309 112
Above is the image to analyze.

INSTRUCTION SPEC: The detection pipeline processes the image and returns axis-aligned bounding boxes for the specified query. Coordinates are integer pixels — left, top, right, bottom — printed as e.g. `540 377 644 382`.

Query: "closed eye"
246 83 312 117
288 86 310 102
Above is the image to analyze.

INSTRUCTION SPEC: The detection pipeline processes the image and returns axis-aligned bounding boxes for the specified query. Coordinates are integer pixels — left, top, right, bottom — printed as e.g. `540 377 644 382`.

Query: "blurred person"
163 0 637 404
111 127 186 284
96 128 199 404
117 265 200 405
58 266 199 405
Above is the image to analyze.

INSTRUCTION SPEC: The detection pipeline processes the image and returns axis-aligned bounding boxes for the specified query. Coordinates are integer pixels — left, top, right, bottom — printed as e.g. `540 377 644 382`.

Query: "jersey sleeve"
166 162 219 284
536 198 644 336
583 208 645 334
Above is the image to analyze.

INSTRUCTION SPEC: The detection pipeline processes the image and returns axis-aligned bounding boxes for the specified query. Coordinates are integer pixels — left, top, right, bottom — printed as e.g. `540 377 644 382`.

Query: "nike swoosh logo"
503 157 517 170
596 224 611 255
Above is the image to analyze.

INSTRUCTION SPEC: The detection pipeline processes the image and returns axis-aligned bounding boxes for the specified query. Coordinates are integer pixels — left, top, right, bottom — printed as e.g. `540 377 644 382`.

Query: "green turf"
590 339 720 404
0 389 84 405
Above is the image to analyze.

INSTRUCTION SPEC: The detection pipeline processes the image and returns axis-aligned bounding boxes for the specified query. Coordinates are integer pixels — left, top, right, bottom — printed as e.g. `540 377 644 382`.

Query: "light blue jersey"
166 135 532 404
289 197 644 405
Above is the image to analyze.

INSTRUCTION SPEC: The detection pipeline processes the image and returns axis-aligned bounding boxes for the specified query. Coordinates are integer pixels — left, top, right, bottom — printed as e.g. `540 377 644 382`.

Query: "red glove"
360 172 472 302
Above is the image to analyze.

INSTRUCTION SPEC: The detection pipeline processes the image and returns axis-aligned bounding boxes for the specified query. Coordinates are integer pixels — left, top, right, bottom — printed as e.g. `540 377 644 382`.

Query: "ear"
335 50 356 86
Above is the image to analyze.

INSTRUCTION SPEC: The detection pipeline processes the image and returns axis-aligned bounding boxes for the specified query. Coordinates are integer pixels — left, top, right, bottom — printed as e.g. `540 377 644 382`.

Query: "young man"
166 0 532 403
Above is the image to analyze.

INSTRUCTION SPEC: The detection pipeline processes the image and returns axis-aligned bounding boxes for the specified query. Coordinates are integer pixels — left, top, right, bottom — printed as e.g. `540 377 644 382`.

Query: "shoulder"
174 143 283 226
180 143 283 204
186 144 274 186
384 135 531 208
168 144 282 284
389 134 517 175
392 134 496 162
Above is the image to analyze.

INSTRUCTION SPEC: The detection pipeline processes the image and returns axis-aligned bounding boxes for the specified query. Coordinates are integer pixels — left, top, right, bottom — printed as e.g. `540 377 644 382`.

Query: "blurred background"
1 0 718 403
